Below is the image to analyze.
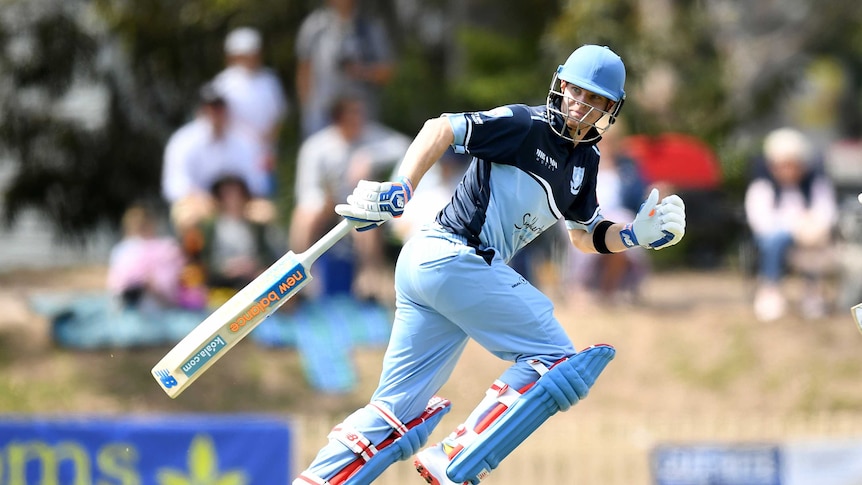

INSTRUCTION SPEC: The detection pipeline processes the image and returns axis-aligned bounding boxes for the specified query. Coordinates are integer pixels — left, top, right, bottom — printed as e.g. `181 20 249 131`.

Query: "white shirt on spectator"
212 65 288 145
162 117 267 203
744 176 837 237
294 122 409 211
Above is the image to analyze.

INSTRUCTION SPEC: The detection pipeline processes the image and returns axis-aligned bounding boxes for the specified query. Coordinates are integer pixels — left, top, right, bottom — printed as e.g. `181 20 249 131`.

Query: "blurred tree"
0 0 311 239
548 0 731 144
2 0 860 246
548 0 862 171
448 0 560 110
0 1 140 239
92 0 312 225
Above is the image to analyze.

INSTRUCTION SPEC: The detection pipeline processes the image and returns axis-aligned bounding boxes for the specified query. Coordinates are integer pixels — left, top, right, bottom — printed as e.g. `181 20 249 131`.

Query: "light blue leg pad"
343 398 451 485
447 345 615 484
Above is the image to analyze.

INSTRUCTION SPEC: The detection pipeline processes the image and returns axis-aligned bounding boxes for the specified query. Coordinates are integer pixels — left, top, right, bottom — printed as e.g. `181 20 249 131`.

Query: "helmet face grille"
546 70 624 144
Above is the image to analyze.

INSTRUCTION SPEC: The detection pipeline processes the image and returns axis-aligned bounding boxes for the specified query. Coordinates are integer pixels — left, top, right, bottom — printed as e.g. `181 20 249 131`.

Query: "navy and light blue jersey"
436 104 604 263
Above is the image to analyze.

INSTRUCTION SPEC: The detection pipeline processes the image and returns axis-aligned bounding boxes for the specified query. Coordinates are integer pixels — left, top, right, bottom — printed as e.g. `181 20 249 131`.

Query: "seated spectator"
107 205 185 313
744 127 838 321
196 175 280 305
289 94 409 303
161 83 270 233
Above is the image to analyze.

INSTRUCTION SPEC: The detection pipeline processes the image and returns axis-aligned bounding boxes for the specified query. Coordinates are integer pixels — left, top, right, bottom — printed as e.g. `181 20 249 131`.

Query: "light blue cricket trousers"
373 224 577 416
301 225 576 479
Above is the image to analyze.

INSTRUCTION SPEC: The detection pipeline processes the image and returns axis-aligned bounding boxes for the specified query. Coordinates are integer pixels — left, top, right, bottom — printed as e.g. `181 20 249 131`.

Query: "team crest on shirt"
570 167 585 195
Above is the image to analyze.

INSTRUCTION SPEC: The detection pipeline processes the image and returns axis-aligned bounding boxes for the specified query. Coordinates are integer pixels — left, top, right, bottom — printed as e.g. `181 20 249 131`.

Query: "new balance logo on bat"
229 266 307 333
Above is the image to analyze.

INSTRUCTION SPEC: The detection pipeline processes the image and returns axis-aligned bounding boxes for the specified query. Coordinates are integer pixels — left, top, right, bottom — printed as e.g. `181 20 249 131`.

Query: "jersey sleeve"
443 104 533 163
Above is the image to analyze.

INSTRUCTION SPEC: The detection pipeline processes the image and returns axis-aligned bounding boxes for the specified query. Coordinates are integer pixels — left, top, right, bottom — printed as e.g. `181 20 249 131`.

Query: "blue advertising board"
0 414 291 485
652 443 782 485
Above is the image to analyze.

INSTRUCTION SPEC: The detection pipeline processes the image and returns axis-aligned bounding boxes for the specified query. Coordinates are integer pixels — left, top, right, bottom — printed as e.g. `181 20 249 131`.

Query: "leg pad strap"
447 345 615 484
335 396 452 485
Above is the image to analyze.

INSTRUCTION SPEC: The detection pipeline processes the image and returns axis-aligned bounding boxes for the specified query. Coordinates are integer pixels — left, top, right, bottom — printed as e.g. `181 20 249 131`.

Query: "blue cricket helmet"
558 45 626 102
546 44 626 143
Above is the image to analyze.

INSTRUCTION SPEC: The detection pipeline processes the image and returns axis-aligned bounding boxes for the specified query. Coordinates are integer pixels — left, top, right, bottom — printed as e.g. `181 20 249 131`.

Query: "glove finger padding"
654 194 686 248
659 194 685 212
621 188 687 250
335 177 413 231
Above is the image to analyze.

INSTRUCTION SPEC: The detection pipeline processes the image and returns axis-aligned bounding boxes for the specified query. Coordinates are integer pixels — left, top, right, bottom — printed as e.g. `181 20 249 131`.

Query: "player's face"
560 82 612 133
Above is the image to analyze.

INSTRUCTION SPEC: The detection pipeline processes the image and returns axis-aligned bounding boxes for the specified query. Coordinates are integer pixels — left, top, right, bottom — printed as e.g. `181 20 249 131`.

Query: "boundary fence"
292 410 862 484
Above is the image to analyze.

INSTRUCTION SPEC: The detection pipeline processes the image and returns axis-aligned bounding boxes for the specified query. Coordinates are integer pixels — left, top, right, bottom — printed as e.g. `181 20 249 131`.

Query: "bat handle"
301 219 354 263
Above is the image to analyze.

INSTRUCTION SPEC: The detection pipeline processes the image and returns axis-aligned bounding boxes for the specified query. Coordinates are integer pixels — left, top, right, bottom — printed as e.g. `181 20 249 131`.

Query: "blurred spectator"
107 205 185 313
289 94 409 302
161 84 270 233
568 122 650 302
212 27 289 194
295 0 394 138
744 127 838 321
196 175 279 306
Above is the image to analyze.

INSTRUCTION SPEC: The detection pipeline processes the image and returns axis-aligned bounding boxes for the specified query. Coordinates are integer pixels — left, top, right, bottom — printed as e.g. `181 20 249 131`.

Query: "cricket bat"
151 219 354 398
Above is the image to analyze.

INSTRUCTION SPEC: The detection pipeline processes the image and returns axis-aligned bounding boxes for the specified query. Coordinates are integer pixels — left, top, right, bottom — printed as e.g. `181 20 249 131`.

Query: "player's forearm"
569 223 630 254
603 223 630 252
395 117 454 189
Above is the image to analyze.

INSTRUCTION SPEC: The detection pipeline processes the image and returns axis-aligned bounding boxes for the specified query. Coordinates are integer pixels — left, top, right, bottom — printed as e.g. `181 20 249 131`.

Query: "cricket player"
293 44 687 485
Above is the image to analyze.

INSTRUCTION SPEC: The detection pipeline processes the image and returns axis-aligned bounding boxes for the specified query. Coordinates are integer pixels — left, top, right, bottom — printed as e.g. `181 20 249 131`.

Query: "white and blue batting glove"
619 188 686 250
335 176 414 231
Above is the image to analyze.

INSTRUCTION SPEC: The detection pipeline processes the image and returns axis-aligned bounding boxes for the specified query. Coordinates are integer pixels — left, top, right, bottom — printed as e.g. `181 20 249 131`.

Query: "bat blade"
151 219 352 398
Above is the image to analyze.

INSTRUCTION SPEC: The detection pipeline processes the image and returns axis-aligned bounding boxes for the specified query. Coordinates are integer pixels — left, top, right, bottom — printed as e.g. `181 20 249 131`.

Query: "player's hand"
335 176 413 231
619 188 686 250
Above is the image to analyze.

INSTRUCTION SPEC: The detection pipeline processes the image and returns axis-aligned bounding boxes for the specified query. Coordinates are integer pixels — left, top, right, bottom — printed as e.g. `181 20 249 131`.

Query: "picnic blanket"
30 292 392 393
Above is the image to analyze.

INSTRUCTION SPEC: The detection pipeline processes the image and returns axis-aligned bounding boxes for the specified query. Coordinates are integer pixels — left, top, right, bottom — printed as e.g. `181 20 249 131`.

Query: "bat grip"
301 219 353 263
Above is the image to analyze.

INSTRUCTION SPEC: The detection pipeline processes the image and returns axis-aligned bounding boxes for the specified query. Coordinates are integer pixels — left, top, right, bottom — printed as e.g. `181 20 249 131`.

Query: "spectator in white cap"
744 127 838 321
212 26 289 196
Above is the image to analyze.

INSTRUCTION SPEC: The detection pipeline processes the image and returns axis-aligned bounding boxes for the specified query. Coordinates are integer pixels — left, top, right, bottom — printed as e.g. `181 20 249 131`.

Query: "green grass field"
2 265 861 416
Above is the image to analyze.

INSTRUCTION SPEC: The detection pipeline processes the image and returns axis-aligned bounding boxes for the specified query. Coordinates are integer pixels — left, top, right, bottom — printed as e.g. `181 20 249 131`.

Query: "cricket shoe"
414 443 470 485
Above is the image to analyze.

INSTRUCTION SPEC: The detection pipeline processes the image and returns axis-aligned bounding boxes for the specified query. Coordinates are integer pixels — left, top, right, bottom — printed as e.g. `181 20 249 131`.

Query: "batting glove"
335 176 414 231
619 188 686 250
